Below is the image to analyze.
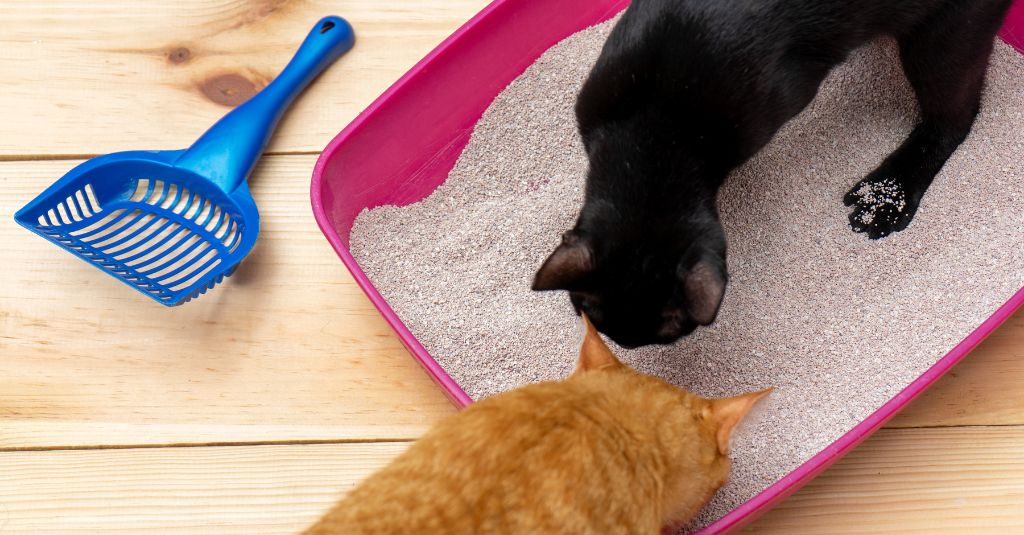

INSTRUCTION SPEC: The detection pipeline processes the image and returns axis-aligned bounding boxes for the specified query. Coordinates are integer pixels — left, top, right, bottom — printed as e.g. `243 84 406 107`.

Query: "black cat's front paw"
843 177 917 239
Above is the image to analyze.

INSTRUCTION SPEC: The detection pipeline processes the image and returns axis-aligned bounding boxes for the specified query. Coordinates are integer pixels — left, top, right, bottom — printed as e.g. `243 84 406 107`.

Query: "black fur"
534 0 1012 348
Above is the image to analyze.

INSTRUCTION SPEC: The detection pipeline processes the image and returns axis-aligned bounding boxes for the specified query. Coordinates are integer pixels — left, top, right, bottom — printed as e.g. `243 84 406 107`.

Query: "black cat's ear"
532 234 594 291
678 254 727 326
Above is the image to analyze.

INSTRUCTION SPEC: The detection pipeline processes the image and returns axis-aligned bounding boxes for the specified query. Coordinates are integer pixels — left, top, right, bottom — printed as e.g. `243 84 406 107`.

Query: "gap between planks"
0 151 325 163
0 438 416 454
5 422 1024 455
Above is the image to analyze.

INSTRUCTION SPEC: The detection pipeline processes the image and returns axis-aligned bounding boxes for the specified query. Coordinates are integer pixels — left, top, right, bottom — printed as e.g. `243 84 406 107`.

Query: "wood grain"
0 428 1021 534
2 0 1024 531
0 0 491 158
1 156 455 449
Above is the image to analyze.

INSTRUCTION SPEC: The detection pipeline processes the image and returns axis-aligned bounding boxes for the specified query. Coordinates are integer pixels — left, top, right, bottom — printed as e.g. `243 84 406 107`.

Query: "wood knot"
200 73 260 107
168 47 191 64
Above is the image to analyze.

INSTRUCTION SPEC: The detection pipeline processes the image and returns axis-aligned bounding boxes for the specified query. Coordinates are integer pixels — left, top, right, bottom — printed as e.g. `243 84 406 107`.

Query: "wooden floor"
1 1 1022 533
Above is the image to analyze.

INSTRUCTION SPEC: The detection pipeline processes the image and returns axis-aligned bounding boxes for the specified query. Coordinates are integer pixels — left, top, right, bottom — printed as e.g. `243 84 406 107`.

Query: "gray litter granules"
351 19 1024 529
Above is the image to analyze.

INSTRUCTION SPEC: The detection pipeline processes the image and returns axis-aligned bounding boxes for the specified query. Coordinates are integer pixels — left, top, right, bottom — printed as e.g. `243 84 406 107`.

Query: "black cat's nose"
604 330 659 349
595 328 640 349
610 334 672 349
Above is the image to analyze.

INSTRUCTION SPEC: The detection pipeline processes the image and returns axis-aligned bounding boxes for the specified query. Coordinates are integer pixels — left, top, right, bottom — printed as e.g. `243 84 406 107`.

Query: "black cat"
533 0 1012 348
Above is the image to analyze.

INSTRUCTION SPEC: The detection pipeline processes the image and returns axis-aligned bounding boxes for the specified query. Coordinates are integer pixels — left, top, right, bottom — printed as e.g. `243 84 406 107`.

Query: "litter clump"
854 178 908 224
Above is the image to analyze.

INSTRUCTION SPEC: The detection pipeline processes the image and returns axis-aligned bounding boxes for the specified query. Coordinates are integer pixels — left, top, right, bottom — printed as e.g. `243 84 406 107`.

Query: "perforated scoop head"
15 151 260 306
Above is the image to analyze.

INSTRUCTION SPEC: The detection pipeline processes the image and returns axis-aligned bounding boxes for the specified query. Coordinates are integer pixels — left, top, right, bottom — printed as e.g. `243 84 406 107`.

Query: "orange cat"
304 316 769 534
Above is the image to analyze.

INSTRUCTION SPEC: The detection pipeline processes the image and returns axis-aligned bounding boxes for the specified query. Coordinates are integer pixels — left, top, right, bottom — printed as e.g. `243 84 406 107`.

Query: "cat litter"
339 16 1024 532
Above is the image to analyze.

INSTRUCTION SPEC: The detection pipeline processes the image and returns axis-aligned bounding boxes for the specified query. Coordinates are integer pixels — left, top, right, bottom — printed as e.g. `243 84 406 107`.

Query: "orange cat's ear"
575 313 623 373
708 388 772 455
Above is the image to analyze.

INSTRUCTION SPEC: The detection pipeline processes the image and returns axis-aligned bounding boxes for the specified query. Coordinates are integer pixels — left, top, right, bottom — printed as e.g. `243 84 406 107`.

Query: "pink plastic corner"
311 0 1024 531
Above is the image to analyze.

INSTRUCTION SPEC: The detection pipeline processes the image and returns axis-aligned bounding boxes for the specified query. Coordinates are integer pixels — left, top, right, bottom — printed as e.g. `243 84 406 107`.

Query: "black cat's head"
533 7 736 348
532 214 727 349
533 81 731 348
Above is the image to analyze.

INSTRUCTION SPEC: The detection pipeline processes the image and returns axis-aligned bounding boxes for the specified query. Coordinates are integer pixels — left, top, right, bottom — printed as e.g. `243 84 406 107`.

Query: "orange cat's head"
573 314 771 529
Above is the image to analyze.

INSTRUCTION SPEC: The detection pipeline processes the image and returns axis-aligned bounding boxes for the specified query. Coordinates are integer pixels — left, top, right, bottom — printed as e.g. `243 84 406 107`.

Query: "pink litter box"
311 1 1024 532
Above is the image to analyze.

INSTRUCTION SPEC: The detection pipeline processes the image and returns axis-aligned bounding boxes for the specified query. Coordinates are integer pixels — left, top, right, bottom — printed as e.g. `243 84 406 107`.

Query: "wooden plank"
1 156 455 449
746 427 1024 533
2 157 1023 448
0 0 491 158
0 442 411 534
1 427 1022 534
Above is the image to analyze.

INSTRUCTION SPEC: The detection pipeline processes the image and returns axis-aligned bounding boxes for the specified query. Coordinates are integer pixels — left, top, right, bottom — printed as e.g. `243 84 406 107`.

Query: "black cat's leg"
845 0 1012 239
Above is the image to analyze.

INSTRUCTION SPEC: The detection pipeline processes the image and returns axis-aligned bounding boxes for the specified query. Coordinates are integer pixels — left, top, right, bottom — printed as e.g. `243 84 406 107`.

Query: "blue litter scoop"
15 16 355 306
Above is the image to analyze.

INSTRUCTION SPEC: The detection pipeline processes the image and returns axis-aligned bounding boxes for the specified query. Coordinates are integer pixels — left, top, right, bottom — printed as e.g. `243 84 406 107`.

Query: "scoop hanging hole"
320 21 335 33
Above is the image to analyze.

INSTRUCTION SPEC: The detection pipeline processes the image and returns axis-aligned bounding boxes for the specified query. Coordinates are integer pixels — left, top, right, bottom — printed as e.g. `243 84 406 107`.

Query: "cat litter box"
311 0 1024 532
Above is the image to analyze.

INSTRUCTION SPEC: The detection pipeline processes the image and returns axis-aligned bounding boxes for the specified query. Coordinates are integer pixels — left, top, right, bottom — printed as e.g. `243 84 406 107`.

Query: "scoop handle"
176 16 355 192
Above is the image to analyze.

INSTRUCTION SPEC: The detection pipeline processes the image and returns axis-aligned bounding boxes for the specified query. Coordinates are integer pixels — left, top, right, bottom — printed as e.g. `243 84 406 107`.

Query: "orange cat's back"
306 376 665 535
304 317 769 534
